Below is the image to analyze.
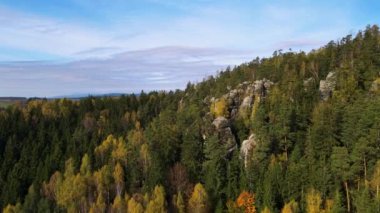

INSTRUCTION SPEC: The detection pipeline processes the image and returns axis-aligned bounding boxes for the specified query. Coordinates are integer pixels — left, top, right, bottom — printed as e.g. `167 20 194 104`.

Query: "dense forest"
1 25 380 213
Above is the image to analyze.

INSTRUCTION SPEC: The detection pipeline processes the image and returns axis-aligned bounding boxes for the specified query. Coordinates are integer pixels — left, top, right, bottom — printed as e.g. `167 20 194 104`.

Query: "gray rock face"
208 78 274 156
319 72 336 101
212 116 230 129
240 96 253 109
220 127 237 153
240 134 257 167
253 78 273 97
212 116 237 154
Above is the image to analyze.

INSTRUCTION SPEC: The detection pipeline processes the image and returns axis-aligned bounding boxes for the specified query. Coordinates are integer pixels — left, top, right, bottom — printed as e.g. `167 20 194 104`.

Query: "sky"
0 0 379 97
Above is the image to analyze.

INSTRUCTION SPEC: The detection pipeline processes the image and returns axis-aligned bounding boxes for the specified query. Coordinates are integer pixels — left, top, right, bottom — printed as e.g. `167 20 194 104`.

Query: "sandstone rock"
240 134 257 167
220 127 237 152
253 78 273 97
319 72 336 101
212 116 230 129
240 96 253 109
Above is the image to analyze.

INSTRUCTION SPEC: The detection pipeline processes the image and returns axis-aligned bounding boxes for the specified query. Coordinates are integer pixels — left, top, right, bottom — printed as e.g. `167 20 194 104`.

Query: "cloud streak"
0 46 254 97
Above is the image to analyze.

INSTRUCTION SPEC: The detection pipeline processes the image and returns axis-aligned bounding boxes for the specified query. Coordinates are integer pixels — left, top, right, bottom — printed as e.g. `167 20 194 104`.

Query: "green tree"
331 146 351 212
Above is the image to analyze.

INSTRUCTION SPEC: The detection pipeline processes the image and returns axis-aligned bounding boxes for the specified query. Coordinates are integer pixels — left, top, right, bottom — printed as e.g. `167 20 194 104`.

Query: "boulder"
319 72 336 101
240 134 258 167
212 116 230 129
240 96 253 109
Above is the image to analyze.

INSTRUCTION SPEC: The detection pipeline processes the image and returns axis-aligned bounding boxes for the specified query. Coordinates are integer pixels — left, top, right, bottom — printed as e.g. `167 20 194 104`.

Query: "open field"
0 98 27 108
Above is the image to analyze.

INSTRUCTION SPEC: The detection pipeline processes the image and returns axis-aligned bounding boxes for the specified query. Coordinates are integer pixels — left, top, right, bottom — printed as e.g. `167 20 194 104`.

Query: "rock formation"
319 72 336 101
209 78 273 157
240 134 258 167
212 116 237 154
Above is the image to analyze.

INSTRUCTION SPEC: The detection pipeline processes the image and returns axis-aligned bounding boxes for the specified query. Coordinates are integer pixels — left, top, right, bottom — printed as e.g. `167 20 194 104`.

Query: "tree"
23 184 39 212
236 191 256 213
80 154 91 176
112 195 127 213
210 98 228 117
3 203 22 213
174 191 186 213
331 147 351 212
331 190 345 213
353 188 375 213
306 188 322 213
146 185 167 213
93 165 112 204
203 135 227 207
261 207 271 213
281 200 298 213
127 197 144 213
168 163 189 194
93 193 106 213
113 162 125 196
188 183 209 213
371 160 380 199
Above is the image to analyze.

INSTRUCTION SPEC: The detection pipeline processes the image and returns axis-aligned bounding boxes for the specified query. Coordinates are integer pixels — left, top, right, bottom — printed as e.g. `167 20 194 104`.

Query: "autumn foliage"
236 191 256 213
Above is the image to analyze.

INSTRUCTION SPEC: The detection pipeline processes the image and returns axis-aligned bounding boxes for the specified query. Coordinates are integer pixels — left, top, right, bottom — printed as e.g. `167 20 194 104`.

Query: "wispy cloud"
0 46 254 97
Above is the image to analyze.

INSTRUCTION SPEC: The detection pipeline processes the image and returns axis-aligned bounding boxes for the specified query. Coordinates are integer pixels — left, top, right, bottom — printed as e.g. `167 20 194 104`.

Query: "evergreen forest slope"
1 25 380 212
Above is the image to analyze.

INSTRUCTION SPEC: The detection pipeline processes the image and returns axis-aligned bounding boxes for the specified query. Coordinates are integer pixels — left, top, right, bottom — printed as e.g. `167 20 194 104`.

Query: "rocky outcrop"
212 116 230 129
209 78 273 156
319 72 336 101
240 134 258 167
253 78 274 97
240 95 253 110
212 116 237 154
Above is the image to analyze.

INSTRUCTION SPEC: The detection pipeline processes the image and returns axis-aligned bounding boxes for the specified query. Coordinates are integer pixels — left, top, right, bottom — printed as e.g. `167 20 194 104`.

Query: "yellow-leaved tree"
261 207 271 213
174 191 186 213
281 200 299 213
113 162 125 196
306 188 322 213
210 97 228 117
3 203 22 213
146 185 167 213
127 196 144 213
188 183 209 213
112 195 127 213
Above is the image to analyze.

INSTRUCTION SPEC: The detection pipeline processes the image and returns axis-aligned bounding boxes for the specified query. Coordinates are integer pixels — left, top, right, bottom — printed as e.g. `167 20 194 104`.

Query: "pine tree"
331 146 351 212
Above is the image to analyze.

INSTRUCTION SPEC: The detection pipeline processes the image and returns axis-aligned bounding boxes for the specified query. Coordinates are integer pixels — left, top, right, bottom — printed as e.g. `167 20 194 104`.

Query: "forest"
1 25 380 212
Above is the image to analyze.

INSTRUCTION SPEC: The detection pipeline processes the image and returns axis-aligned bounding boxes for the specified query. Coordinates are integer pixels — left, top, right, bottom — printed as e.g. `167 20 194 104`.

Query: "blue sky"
0 0 379 97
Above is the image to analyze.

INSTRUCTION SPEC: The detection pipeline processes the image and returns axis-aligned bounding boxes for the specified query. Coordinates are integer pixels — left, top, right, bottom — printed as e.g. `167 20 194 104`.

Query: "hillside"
1 25 380 212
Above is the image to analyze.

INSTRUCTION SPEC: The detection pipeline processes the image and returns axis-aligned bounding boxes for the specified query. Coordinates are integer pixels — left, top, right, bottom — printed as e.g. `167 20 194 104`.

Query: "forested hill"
1 25 380 213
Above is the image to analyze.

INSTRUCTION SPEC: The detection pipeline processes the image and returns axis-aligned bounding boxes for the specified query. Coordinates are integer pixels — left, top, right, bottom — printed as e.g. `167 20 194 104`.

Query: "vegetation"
1 25 380 212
